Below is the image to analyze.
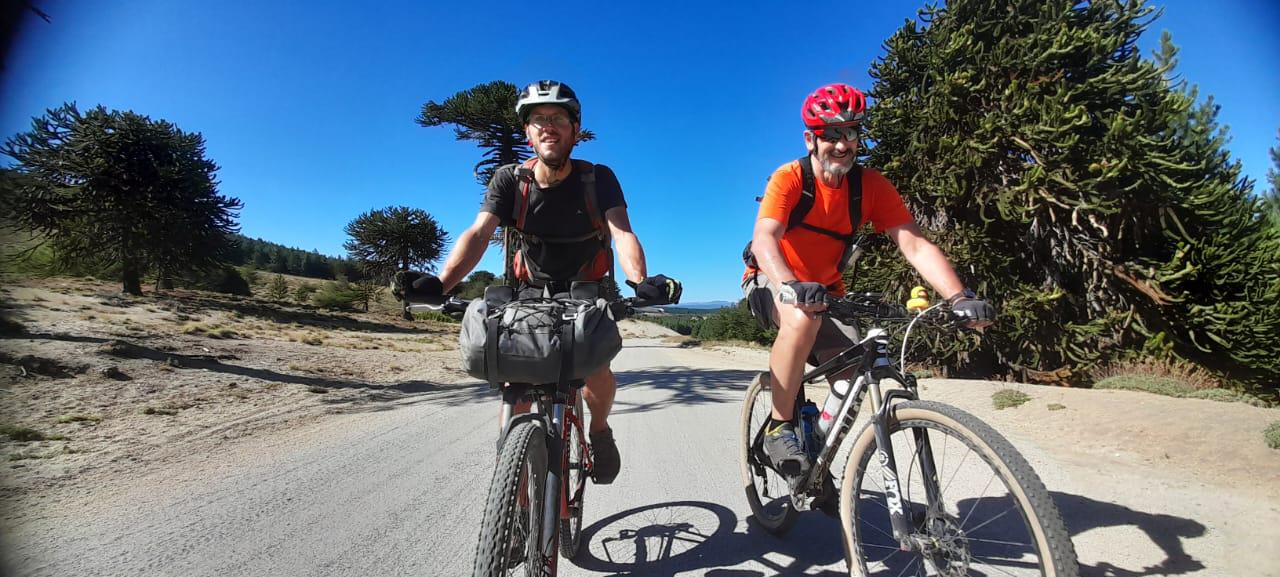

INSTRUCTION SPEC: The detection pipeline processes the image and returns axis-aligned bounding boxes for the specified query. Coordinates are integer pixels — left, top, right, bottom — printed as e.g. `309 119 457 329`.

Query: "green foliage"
265 274 290 301
312 280 360 310
238 266 260 286
1047 403 1066 411
413 310 460 324
690 300 775 345
1264 131 1280 232
226 235 360 281
0 424 46 441
1 104 242 295
293 282 318 304
865 1 1280 390
641 314 701 336
1095 374 1269 406
1265 422 1280 450
992 389 1031 410
347 280 384 312
184 265 251 296
344 206 449 278
454 270 498 300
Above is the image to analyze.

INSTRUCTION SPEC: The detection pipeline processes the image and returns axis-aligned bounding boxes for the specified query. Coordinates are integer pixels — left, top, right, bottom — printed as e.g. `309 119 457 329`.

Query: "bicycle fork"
869 383 944 552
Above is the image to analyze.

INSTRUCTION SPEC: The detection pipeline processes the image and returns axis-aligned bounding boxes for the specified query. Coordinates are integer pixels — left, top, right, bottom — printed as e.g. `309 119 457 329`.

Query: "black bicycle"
739 293 1079 576
413 292 659 576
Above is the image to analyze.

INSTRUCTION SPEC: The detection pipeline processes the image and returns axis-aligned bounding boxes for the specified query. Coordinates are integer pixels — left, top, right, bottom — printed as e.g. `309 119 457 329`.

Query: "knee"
775 305 822 337
585 366 615 389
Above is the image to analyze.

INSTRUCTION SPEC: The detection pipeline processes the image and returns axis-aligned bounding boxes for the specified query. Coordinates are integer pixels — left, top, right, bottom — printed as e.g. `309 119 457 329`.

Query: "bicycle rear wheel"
738 371 799 534
839 399 1078 576
473 421 549 577
559 393 587 559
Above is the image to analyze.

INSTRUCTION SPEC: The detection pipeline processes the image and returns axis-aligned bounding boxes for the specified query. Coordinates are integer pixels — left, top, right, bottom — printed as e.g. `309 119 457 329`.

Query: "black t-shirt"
480 160 626 281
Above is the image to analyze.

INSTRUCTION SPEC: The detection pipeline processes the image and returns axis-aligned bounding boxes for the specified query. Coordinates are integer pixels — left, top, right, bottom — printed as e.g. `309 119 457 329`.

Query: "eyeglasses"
528 113 572 129
812 124 860 143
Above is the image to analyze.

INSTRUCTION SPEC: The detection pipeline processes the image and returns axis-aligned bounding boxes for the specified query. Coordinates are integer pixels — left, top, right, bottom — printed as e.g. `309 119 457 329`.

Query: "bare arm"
605 206 646 284
438 212 501 293
886 222 965 301
750 217 797 285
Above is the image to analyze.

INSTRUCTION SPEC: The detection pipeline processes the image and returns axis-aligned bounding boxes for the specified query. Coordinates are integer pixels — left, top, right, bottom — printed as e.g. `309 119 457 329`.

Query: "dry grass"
1092 357 1222 391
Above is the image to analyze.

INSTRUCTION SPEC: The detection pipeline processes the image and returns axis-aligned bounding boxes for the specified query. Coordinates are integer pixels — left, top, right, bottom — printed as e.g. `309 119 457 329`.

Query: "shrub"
186 265 251 296
1 424 46 441
1265 422 1280 450
293 282 319 304
264 274 290 301
992 389 1031 410
312 280 360 310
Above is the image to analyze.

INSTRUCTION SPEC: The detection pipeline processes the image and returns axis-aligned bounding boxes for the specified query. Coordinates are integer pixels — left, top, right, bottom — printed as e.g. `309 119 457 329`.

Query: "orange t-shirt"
744 160 914 294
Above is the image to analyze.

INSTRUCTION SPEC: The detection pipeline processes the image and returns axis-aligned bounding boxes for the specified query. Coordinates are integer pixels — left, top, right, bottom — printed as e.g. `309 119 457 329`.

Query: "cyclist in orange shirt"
743 83 995 481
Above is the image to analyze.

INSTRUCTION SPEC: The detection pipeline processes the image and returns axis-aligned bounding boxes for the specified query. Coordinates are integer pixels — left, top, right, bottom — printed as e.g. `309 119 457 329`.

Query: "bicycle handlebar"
404 295 666 319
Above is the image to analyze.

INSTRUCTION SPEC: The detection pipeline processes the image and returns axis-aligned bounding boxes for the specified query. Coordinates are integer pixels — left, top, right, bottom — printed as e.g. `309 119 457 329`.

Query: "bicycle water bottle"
818 379 851 437
799 401 821 460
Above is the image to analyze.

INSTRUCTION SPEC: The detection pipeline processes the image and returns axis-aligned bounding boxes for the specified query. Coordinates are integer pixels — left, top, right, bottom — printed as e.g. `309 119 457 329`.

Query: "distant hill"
676 300 735 310
229 234 364 281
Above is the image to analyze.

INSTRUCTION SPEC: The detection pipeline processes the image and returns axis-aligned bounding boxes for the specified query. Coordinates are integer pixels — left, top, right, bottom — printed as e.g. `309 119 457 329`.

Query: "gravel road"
5 333 1278 577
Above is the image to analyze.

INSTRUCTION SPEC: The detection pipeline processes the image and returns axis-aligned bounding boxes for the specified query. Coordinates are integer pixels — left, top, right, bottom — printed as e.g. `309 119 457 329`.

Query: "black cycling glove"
779 281 828 306
627 275 682 305
392 271 444 304
949 291 996 325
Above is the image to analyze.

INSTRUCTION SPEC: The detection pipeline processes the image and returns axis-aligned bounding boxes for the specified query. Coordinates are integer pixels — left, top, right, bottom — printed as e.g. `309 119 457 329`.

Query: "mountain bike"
410 290 659 577
739 293 1079 576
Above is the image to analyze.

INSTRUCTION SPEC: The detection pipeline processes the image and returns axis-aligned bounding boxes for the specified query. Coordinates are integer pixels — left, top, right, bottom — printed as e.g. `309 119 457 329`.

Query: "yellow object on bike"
906 286 930 312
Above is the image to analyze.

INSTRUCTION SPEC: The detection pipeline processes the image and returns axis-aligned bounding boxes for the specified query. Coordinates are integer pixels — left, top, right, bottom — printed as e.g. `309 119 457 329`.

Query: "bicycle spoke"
964 536 1034 547
960 501 1018 536
941 444 973 496
957 472 998 529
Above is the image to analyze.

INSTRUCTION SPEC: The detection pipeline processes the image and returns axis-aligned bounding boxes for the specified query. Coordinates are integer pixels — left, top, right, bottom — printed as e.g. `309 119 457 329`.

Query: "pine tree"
863 0 1280 390
1 103 241 295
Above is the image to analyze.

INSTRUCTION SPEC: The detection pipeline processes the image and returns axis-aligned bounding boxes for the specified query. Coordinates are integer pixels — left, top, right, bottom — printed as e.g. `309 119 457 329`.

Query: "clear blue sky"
2 0 1277 303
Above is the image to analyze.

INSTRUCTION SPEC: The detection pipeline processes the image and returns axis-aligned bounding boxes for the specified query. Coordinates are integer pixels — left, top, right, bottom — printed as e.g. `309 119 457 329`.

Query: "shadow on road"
612 367 756 416
1051 491 1207 577
571 500 845 577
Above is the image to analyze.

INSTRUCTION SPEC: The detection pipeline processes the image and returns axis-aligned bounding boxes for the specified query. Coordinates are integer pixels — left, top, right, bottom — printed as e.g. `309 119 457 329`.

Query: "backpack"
742 155 864 272
504 157 613 288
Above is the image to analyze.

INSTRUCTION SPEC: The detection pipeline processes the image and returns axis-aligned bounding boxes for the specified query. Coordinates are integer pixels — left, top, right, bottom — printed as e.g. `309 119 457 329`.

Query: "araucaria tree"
343 206 449 278
859 0 1280 392
1 103 242 295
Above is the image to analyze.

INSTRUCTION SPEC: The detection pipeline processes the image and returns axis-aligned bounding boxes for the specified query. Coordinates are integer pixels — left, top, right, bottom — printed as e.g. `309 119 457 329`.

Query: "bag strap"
789 155 817 231
485 315 501 382
558 314 575 387
789 156 863 242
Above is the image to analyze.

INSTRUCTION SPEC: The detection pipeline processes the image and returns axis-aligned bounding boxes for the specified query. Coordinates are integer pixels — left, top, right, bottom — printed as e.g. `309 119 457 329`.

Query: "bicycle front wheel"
839 399 1078 577
739 371 799 535
473 421 549 577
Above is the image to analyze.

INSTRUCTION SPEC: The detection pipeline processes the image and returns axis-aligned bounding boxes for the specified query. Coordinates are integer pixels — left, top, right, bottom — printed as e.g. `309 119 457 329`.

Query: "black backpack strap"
847 165 863 232
788 156 816 231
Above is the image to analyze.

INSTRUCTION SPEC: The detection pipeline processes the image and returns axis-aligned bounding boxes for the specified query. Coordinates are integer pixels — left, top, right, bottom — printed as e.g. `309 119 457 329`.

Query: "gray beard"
821 157 852 177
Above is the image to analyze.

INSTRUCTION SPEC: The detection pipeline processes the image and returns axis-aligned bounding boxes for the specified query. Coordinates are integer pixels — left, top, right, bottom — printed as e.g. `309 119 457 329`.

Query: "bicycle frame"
766 325 944 552
496 380 588 575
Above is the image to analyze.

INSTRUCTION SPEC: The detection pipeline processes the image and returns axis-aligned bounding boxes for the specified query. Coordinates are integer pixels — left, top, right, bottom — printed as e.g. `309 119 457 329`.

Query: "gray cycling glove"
779 281 828 306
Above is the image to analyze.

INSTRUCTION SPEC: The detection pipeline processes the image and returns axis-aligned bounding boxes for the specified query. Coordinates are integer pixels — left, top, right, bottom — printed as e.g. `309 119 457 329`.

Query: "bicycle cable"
900 302 947 371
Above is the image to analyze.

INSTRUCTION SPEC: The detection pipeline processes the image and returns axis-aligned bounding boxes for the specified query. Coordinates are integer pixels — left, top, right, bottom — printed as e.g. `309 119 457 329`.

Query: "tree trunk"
121 261 143 296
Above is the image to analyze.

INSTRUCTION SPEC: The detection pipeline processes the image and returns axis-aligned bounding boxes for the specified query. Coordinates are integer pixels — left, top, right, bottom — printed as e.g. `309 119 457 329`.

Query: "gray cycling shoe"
762 421 811 481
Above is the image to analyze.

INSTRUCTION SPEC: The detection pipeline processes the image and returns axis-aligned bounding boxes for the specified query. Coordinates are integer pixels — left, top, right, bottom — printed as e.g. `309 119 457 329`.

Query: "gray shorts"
741 273 860 365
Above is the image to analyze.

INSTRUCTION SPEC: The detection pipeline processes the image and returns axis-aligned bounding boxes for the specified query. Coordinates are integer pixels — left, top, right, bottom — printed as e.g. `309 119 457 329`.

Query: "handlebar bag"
459 296 622 387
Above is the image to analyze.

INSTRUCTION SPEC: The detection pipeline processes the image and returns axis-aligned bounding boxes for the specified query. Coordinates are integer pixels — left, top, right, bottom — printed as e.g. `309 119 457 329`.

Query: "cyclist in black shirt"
402 80 681 485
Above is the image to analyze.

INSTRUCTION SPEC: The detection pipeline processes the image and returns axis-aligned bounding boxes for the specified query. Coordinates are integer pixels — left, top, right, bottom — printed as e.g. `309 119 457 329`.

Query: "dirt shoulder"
0 277 475 518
